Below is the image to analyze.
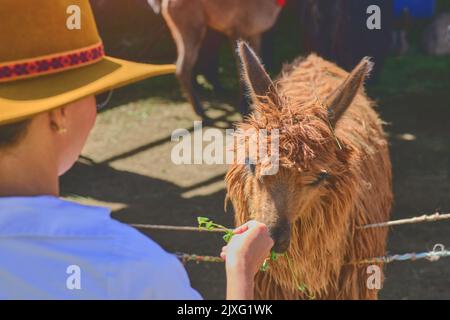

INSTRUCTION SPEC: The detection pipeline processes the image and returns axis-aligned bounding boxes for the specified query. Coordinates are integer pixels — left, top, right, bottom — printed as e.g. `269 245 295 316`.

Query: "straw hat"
0 0 176 125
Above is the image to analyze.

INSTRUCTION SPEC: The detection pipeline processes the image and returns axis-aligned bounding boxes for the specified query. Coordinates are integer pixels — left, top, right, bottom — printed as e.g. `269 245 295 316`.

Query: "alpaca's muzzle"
269 220 291 253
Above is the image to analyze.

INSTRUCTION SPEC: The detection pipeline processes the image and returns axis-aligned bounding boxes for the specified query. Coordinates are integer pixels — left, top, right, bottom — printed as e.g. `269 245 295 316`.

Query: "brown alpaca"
148 0 282 118
225 42 393 299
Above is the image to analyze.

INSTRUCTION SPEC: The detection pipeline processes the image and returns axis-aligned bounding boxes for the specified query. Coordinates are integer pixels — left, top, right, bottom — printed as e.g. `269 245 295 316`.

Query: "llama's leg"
162 0 207 118
247 35 262 56
195 29 225 94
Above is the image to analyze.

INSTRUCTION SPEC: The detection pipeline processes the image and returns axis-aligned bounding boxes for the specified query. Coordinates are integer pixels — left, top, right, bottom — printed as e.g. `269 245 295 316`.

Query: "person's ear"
48 107 68 134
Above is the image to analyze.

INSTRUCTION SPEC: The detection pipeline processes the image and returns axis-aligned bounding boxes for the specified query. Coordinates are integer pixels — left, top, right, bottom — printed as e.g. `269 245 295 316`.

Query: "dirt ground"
60 0 450 299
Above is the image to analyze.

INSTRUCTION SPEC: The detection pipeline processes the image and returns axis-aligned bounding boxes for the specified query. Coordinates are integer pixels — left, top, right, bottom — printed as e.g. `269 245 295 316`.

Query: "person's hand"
220 220 274 279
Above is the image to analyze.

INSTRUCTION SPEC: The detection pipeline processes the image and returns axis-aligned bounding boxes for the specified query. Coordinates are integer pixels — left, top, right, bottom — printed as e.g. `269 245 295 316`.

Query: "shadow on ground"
377 90 450 299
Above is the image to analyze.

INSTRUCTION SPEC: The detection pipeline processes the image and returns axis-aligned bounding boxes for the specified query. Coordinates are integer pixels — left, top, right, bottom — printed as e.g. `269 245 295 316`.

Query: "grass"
370 53 450 99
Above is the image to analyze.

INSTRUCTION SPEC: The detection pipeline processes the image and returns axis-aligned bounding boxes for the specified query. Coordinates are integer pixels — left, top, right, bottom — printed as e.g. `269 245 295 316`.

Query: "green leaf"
223 232 233 243
260 259 270 272
298 283 306 292
197 217 209 224
271 250 282 261
197 217 211 228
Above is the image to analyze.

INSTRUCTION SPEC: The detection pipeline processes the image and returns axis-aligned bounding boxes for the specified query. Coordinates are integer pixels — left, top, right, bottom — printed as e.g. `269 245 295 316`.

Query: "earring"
57 127 67 134
51 122 67 134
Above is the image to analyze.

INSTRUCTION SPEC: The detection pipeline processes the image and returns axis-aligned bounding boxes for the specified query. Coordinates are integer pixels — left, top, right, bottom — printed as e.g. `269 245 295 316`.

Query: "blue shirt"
0 196 202 300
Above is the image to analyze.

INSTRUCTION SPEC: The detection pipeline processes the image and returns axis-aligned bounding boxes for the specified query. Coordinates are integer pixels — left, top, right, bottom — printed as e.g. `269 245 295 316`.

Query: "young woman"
0 0 273 299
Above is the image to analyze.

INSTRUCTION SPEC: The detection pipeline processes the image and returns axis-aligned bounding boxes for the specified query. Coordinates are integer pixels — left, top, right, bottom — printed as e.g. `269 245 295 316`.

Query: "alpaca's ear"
237 41 278 104
326 57 373 125
148 0 162 14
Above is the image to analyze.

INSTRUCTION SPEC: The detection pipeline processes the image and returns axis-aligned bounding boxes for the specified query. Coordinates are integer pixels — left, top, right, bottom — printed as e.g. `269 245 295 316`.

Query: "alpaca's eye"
309 170 330 186
245 158 256 175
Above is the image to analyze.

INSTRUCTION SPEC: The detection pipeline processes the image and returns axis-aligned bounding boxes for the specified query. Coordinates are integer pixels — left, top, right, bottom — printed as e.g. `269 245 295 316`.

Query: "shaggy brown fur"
225 43 392 299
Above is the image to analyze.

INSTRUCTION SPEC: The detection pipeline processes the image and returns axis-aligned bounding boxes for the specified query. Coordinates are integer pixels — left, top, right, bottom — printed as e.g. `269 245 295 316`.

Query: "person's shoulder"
106 218 172 261
0 196 112 237
105 220 202 300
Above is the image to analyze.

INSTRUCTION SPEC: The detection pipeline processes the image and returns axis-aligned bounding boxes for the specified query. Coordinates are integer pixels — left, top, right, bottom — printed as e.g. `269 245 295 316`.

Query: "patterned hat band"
0 42 105 83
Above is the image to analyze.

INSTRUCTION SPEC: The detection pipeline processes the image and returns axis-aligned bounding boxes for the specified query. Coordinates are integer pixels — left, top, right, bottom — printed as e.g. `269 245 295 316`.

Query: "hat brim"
0 56 176 125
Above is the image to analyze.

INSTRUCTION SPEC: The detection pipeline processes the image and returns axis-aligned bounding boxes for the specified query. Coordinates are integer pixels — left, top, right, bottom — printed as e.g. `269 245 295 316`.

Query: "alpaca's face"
235 160 332 253
229 41 371 253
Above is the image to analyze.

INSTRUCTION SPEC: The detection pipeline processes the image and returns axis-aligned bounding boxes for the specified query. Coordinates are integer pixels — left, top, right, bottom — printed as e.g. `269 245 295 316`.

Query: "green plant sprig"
197 216 314 299
285 254 315 300
197 217 234 243
197 217 280 271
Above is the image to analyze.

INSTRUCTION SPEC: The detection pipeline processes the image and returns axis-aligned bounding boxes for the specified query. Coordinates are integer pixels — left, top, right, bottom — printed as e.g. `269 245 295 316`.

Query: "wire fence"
357 212 450 229
130 224 225 233
129 211 450 266
174 244 450 266
130 211 450 233
353 244 450 265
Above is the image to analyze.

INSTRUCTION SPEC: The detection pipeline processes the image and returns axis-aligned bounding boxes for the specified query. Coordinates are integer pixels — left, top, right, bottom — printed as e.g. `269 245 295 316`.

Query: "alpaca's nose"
272 234 290 253
269 222 291 253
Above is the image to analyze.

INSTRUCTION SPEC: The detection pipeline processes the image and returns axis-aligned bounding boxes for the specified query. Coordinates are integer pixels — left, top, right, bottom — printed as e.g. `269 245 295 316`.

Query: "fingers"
220 245 227 260
220 246 228 260
233 224 249 235
247 222 274 250
232 220 274 251
223 220 276 278
232 220 260 234
220 251 226 260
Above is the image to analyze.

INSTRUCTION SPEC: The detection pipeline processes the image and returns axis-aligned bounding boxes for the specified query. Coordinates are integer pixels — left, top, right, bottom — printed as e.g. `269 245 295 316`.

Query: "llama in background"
148 0 283 119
